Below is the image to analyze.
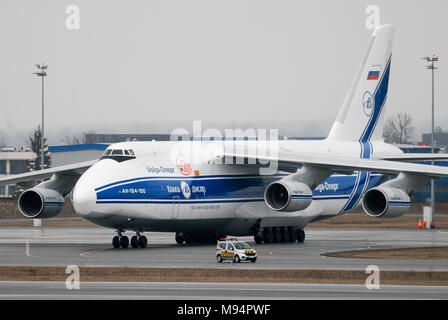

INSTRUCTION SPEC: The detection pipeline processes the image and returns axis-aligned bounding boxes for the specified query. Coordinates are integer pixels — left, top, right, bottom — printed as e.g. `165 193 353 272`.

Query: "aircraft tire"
254 232 263 244
112 236 120 248
175 232 185 244
119 236 129 248
288 227 296 243
184 233 193 245
263 228 273 243
280 227 289 242
296 229 305 243
272 227 281 243
138 236 148 248
131 236 139 248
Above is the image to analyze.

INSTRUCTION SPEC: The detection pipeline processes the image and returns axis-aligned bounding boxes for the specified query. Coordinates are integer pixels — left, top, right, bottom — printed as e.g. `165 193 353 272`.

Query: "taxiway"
0 227 446 271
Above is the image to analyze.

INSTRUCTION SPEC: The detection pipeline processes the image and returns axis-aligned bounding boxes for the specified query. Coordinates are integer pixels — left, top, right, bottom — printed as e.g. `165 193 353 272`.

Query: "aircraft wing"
375 154 448 162
0 160 96 186
220 150 448 178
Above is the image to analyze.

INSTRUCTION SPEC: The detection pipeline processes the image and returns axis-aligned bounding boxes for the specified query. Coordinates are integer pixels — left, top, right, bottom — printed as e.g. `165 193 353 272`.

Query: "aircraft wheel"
272 227 281 243
280 227 289 242
120 235 129 248
288 227 296 243
138 236 148 248
254 232 263 244
184 233 193 245
296 229 305 243
175 232 185 244
112 236 120 248
131 236 139 248
263 228 273 243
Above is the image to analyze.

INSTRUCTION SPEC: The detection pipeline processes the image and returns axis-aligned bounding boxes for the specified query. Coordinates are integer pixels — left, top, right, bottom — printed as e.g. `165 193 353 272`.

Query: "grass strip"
0 266 447 286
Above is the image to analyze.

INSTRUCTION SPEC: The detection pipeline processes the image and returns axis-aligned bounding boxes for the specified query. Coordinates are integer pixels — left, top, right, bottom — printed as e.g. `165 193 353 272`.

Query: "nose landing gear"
113 230 147 248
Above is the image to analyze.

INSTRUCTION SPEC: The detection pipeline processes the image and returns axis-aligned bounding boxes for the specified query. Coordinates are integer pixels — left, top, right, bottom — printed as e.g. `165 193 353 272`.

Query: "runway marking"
80 248 107 258
39 236 77 239
25 240 37 258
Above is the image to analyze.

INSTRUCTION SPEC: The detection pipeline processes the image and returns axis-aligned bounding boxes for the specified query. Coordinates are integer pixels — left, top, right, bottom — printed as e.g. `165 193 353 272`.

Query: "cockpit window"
100 148 136 162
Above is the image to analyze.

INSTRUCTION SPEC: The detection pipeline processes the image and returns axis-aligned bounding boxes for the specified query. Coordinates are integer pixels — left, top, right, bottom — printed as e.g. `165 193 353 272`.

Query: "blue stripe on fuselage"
95 174 385 206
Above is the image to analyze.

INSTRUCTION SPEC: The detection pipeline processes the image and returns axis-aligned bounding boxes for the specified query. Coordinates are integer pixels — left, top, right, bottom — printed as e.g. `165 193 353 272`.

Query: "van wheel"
234 255 241 263
217 255 223 263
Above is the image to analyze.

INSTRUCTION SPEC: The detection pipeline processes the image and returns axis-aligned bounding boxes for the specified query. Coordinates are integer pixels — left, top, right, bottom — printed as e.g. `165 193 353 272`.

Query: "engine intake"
18 188 65 219
264 180 312 212
362 186 410 218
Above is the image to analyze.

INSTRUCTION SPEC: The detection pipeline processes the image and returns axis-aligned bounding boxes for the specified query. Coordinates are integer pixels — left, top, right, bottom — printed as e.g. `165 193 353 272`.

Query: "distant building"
396 144 448 202
0 148 36 198
422 130 448 151
49 144 109 167
395 144 440 154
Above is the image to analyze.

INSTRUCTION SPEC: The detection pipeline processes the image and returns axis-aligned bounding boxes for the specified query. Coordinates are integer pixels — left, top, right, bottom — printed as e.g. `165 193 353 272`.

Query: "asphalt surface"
0 227 447 271
0 281 446 299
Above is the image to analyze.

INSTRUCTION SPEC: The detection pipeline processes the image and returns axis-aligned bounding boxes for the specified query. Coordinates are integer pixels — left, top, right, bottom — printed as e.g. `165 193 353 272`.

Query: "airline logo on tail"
362 91 374 117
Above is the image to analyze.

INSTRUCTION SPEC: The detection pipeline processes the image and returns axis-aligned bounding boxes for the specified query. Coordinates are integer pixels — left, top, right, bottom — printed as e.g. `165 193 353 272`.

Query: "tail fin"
327 25 394 142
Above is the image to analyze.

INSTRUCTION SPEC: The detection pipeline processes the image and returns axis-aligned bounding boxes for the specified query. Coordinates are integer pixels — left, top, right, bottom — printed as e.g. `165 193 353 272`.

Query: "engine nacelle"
18 188 65 219
362 187 410 218
264 180 313 212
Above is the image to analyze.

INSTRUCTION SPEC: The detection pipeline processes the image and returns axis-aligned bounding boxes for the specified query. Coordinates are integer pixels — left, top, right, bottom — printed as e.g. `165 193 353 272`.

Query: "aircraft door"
171 196 180 219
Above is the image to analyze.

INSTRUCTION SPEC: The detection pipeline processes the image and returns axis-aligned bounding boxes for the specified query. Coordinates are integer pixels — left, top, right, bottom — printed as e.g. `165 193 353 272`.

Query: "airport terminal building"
0 148 36 198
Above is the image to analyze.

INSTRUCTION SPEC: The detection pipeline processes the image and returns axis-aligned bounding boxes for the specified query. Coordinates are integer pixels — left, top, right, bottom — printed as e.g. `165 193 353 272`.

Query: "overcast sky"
0 0 447 145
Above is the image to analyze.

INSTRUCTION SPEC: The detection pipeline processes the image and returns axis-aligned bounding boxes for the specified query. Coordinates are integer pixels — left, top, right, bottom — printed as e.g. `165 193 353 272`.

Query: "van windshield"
234 242 251 249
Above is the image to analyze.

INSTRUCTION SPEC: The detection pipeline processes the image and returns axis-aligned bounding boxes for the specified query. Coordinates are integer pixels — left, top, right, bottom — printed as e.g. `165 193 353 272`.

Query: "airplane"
2 24 448 249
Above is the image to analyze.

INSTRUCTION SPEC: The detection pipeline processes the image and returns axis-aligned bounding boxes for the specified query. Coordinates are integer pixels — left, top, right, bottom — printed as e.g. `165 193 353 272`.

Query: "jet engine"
18 188 65 219
362 186 410 218
264 180 313 212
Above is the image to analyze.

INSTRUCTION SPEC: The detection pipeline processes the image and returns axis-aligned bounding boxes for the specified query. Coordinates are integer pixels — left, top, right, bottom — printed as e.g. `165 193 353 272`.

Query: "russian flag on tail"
367 70 380 80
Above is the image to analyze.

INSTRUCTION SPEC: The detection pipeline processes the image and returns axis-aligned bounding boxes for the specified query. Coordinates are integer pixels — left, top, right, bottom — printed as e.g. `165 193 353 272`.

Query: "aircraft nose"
72 174 97 217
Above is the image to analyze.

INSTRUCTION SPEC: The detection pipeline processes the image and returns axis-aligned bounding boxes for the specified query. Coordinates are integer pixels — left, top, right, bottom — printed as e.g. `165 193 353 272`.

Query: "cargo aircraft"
2 25 447 248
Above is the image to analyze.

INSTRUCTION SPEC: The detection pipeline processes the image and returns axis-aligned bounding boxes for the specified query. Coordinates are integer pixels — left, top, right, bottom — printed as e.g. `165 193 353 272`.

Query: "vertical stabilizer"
327 25 394 142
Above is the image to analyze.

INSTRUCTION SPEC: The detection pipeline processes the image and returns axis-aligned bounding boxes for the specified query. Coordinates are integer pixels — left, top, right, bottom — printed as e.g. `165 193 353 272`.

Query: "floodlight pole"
422 55 438 225
34 64 47 171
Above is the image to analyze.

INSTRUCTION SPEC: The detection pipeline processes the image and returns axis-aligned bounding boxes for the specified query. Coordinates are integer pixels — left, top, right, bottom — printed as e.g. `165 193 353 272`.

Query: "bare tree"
61 130 95 145
383 113 415 144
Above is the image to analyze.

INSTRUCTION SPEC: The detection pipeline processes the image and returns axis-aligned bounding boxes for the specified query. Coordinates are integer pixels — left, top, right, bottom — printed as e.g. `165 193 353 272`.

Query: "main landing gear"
112 230 147 249
254 227 305 244
175 232 219 245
